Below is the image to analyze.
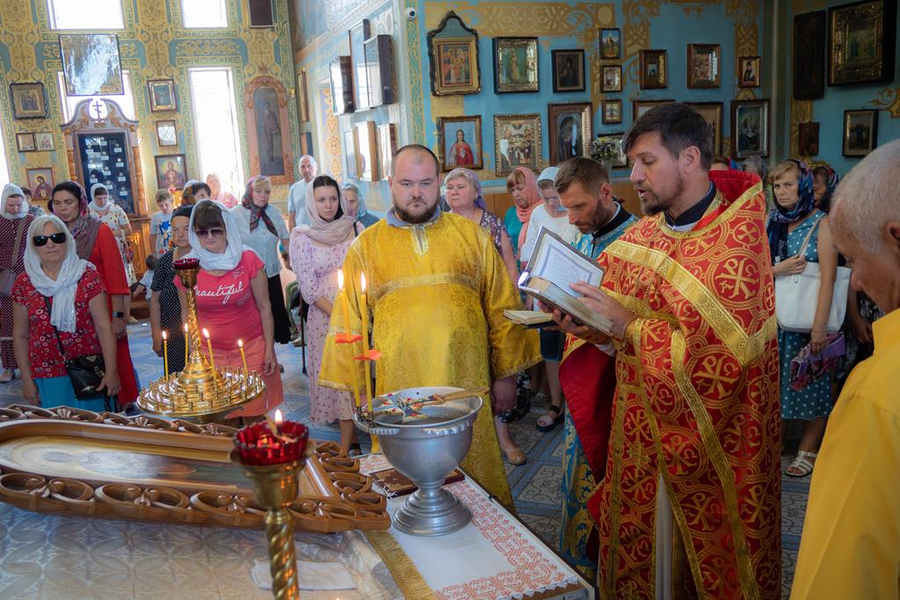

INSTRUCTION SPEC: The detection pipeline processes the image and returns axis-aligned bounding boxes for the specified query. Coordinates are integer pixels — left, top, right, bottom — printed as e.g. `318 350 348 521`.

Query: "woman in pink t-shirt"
175 200 283 421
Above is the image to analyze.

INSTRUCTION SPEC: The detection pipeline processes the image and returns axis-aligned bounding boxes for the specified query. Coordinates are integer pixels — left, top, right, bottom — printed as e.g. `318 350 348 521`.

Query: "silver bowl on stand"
354 386 483 536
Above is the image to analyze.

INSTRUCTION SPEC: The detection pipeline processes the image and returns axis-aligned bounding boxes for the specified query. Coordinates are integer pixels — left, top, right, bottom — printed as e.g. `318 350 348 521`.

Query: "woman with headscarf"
767 159 838 478
150 205 193 375
48 181 139 409
206 173 237 209
503 166 543 261
176 200 283 423
11 215 120 410
232 176 292 345
812 165 840 213
289 175 362 453
0 184 35 383
340 183 380 228
89 183 137 322
443 168 518 283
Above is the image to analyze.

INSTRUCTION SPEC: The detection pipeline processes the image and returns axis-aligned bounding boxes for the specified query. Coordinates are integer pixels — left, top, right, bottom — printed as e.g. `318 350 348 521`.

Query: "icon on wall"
600 28 621 59
494 113 542 177
9 83 48 120
155 154 187 190
842 110 878 157
551 49 585 93
639 49 667 89
148 79 177 112
493 37 539 94
437 115 483 171
427 11 481 96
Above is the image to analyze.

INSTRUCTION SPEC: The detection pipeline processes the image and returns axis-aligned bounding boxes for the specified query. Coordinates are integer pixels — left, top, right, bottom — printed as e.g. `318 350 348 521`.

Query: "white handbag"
774 214 850 333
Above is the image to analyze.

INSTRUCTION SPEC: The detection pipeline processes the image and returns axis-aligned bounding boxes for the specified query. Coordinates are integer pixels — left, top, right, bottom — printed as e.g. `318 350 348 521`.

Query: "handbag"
790 332 846 391
0 218 26 296
774 214 851 333
43 296 107 400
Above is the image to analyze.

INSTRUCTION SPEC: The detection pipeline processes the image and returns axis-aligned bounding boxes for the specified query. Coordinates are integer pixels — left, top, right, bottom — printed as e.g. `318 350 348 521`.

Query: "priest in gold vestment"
320 145 540 508
553 105 780 599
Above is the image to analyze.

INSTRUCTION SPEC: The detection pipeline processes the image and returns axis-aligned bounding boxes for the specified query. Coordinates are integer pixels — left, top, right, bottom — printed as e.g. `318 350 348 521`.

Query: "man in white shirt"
287 155 318 230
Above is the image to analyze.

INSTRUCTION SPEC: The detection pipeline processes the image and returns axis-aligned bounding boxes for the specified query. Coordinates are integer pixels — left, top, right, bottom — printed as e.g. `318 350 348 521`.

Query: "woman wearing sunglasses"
175 200 283 423
11 215 120 409
48 181 139 410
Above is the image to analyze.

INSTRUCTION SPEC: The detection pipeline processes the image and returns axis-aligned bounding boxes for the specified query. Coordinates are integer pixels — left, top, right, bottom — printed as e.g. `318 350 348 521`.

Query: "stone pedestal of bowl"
354 386 483 536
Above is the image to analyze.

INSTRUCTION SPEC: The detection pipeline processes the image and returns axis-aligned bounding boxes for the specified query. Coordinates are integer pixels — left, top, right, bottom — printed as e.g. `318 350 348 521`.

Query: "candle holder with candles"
231 411 311 600
137 257 265 421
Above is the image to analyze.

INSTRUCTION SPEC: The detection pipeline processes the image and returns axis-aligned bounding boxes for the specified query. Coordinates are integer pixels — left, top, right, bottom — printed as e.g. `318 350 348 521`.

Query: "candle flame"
361 273 366 292
274 409 283 424
183 323 189 333
162 330 167 340
337 269 345 290
238 339 243 348
202 328 210 339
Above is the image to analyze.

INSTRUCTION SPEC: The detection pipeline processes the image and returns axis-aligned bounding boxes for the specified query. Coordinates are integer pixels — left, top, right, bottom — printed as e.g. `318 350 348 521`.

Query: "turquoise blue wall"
412 0 765 187
778 0 899 175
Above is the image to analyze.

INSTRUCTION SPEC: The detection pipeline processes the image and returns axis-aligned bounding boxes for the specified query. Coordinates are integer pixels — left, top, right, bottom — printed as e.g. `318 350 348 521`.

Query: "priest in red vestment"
552 103 780 599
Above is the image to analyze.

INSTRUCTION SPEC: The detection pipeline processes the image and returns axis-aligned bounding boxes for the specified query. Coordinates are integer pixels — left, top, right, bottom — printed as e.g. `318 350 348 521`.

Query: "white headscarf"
23 215 92 333
185 199 254 271
290 176 357 247
1 183 28 219
87 183 110 213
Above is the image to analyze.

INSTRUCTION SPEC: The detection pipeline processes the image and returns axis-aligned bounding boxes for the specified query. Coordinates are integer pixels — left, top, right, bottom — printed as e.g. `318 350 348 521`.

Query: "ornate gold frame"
548 103 592 165
828 0 897 86
244 75 295 186
493 113 542 177
0 405 390 533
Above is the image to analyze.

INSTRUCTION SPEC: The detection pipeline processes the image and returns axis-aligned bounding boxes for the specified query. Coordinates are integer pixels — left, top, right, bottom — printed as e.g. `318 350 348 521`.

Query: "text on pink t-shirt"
176 249 264 349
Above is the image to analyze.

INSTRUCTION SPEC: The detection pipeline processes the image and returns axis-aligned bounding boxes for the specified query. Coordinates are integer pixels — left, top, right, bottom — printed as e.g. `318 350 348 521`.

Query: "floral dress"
291 234 356 424
91 204 136 285
778 211 833 420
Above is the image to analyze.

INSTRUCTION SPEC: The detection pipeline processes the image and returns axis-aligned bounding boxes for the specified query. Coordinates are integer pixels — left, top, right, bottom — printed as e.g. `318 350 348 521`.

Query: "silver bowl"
354 386 483 536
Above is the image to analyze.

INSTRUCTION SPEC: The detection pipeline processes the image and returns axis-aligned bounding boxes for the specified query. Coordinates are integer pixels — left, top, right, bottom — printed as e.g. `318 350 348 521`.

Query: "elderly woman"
443 168 518 283
232 175 292 344
150 205 193 374
443 167 527 463
340 183 379 228
503 166 543 260
11 215 120 410
177 200 283 422
49 181 138 408
290 175 361 453
767 159 838 478
89 183 137 322
206 173 237 209
0 184 35 383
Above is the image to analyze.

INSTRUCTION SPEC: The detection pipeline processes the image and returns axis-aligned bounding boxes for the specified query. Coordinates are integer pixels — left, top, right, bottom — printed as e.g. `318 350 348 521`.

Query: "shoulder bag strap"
795 212 825 259
42 296 70 361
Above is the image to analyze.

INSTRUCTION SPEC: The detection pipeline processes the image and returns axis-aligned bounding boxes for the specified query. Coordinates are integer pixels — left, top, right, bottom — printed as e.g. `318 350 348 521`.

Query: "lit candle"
183 323 189 364
161 330 169 380
203 328 215 371
238 339 248 376
267 408 282 438
338 269 362 409
360 274 374 411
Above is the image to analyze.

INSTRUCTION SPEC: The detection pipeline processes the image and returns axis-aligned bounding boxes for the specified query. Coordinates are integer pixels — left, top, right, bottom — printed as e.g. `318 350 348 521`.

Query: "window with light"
47 0 124 29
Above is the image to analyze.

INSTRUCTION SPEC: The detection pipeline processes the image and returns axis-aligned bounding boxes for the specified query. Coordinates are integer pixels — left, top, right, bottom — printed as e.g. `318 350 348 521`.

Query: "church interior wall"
0 0 300 215
777 0 899 175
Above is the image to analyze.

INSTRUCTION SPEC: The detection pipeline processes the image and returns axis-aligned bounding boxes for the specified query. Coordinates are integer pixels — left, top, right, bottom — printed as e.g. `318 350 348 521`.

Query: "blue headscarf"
767 160 815 264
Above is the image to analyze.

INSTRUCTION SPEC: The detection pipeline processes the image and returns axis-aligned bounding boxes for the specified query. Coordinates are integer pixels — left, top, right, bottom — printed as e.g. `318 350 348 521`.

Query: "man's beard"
639 174 684 216
394 198 439 224
587 198 617 233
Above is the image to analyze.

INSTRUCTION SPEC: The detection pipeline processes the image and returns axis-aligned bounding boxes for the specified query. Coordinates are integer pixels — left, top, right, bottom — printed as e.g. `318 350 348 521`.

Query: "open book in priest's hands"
513 227 613 336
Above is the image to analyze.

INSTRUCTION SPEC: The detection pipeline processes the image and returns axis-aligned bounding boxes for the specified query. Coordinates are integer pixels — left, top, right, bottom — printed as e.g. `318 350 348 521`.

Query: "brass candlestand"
137 259 264 421
231 446 313 600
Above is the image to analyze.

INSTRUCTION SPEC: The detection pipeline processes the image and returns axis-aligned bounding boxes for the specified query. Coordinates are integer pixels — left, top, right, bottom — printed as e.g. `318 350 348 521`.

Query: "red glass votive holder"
233 421 309 466
174 257 200 270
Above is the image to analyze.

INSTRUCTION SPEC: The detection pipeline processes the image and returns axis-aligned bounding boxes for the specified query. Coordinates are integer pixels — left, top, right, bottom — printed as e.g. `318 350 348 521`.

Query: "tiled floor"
0 321 810 595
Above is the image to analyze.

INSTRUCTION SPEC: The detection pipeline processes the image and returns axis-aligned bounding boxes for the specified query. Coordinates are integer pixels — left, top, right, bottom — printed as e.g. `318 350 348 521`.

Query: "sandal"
348 443 362 457
0 369 13 383
536 405 564 432
500 443 526 466
786 450 817 477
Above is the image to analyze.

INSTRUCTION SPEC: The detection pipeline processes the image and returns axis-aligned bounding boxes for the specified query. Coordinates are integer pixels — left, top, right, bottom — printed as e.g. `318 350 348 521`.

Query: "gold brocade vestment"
593 171 781 599
320 212 541 508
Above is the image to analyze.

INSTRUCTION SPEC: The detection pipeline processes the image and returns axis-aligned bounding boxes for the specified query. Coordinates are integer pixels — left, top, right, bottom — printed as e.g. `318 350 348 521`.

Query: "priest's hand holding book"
548 281 635 344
